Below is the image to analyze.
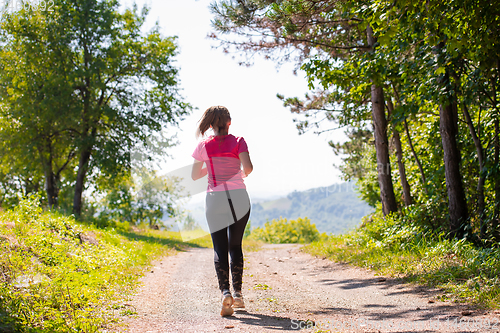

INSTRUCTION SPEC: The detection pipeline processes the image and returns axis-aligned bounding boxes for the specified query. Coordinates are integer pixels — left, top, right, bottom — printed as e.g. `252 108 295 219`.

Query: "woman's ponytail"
196 106 231 138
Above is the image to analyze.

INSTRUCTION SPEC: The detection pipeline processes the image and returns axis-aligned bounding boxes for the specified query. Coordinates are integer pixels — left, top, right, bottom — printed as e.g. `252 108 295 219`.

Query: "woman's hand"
191 159 207 180
239 152 253 177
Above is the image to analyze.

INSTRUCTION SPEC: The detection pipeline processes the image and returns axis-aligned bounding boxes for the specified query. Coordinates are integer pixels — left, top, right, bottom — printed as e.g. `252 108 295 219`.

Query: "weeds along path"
115 244 499 332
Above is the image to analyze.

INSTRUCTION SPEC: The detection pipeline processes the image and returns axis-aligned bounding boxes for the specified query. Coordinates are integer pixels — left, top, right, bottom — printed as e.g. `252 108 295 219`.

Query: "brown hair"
196 106 231 138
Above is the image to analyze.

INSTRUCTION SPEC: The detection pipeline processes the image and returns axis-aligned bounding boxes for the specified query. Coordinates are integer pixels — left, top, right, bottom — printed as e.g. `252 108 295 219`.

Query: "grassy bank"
304 213 500 309
0 198 209 332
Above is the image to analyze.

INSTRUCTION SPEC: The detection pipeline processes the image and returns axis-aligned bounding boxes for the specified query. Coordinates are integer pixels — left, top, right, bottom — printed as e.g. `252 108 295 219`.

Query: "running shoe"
220 290 234 317
233 291 245 308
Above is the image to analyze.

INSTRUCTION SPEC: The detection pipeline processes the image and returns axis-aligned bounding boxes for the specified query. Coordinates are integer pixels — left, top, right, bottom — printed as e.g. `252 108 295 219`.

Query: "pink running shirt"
192 134 249 192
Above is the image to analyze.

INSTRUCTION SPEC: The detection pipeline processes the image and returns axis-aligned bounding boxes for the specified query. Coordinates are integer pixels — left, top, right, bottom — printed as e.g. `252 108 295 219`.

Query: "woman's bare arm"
239 152 253 176
191 159 207 180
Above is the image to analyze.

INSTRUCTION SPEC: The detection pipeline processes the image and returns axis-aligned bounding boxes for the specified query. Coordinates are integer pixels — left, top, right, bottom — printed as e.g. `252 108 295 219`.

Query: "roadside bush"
250 217 323 244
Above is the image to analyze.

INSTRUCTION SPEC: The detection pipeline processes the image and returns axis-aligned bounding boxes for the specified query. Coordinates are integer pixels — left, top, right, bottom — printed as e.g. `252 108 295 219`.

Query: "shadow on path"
225 310 296 331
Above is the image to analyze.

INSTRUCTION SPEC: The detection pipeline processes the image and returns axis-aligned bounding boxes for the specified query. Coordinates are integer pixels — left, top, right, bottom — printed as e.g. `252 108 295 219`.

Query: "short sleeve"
237 137 249 155
192 141 205 161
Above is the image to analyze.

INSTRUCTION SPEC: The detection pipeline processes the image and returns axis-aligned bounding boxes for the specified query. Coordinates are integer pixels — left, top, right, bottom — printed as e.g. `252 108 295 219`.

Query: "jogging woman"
191 106 253 317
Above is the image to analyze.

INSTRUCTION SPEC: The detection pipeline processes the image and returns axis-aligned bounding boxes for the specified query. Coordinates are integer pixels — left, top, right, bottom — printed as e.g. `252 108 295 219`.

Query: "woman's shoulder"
229 134 246 142
230 135 248 153
198 135 215 144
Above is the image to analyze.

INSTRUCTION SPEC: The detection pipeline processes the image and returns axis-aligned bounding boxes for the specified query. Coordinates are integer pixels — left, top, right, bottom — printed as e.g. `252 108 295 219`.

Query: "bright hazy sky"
124 0 346 201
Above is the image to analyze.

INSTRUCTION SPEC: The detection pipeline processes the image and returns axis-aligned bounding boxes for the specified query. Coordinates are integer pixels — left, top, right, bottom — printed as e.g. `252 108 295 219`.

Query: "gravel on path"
113 244 500 333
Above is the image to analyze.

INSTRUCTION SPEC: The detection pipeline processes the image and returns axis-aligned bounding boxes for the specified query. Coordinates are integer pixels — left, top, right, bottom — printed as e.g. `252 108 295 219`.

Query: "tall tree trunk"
491 58 500 242
392 82 428 194
432 37 468 237
73 38 93 219
73 126 95 218
387 99 412 206
44 169 58 209
73 147 92 218
493 60 500 241
372 85 398 215
495 117 500 240
440 98 468 238
462 103 486 238
38 146 58 208
367 26 398 215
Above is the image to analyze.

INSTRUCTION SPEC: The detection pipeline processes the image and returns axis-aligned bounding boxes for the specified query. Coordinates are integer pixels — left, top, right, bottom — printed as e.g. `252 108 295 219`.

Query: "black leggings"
206 189 250 292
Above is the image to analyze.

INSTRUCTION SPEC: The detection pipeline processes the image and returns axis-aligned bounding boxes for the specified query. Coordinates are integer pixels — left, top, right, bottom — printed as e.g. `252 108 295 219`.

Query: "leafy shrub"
250 217 323 244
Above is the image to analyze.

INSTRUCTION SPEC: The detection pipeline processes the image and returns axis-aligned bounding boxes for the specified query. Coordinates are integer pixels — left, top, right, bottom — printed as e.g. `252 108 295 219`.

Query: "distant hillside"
249 183 373 234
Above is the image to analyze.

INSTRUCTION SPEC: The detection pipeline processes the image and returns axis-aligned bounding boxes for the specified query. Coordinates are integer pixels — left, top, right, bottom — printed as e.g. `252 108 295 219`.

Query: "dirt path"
114 244 500 332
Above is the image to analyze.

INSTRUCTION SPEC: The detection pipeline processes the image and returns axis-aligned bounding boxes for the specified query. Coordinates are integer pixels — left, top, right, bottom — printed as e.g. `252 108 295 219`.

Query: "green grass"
242 238 264 252
303 213 500 309
0 197 208 332
249 217 324 244
179 228 210 240
175 229 264 252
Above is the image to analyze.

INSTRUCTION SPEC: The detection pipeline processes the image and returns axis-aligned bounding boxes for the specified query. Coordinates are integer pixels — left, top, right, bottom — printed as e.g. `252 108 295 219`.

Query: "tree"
0 8 78 208
366 0 499 238
387 98 412 207
210 0 500 240
59 0 191 217
0 1 192 215
210 0 398 215
366 25 397 214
